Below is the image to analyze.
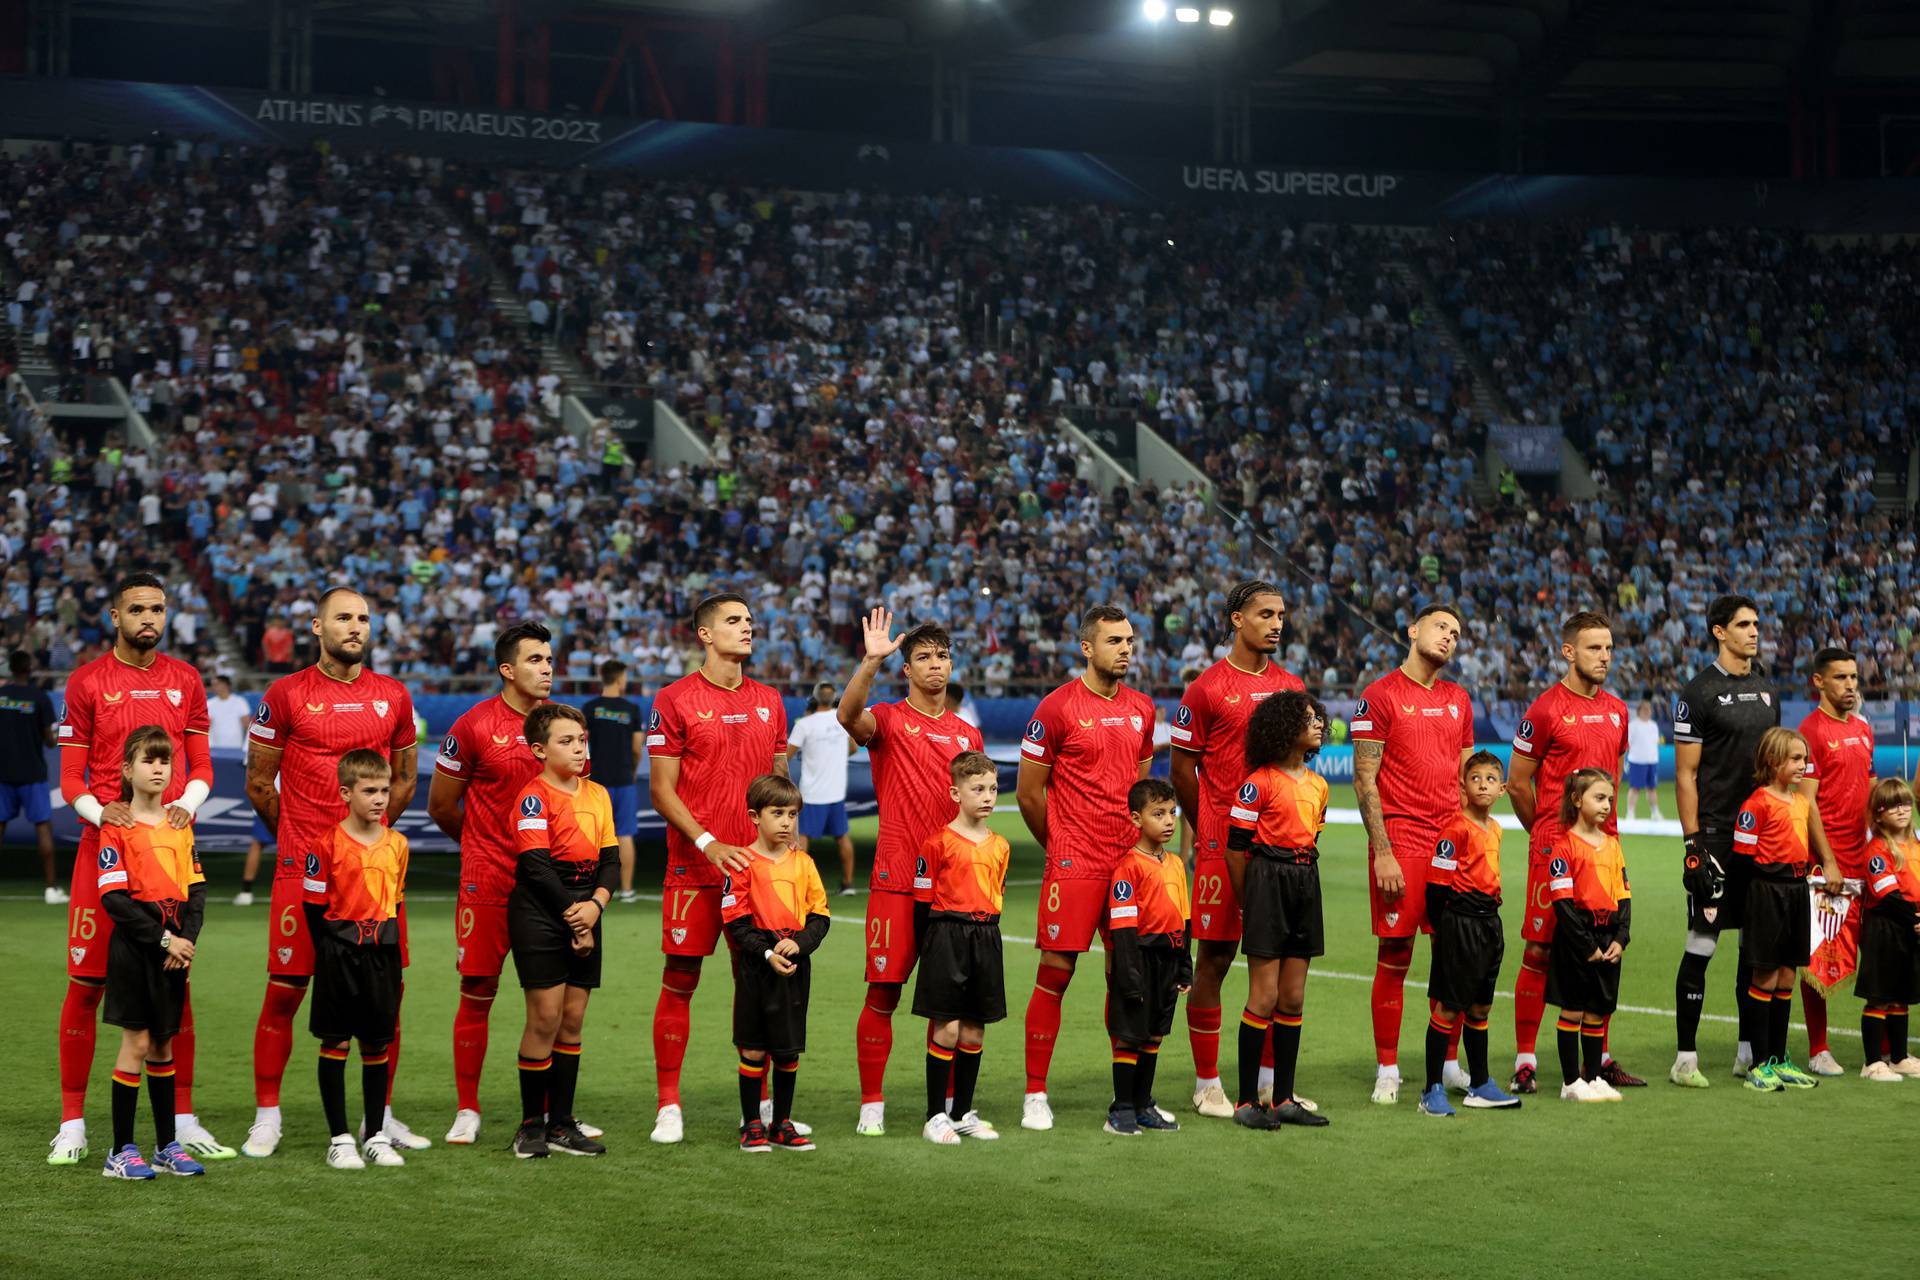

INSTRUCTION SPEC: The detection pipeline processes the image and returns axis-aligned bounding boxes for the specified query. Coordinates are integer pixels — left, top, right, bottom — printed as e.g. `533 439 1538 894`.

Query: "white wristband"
171 779 211 816
73 795 105 826
695 832 716 852
763 949 775 963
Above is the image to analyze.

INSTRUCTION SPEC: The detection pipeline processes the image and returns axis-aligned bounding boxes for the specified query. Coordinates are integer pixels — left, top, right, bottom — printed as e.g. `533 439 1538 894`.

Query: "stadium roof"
56 0 1920 123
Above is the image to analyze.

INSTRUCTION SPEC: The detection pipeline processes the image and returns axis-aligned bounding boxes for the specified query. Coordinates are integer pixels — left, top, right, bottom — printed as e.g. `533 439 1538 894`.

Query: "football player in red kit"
1795 647 1873 1076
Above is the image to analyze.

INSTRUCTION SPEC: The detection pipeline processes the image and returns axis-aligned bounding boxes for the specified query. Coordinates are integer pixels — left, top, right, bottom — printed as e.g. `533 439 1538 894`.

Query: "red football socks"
252 979 308 1108
453 976 498 1113
1513 951 1549 1056
1371 944 1412 1068
174 987 196 1114
652 967 699 1109
1186 1002 1222 1080
855 986 899 1104
1800 979 1829 1057
387 982 404 1105
58 979 104 1122
1024 964 1073 1093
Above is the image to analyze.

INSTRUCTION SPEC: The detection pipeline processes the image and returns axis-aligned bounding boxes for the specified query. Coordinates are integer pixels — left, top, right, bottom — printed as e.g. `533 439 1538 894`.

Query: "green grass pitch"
3 787 1914 1279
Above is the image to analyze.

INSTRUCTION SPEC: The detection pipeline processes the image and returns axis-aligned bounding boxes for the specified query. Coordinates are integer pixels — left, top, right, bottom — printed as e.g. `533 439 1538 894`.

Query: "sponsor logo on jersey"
1718 694 1734 705
1400 704 1416 714
1078 718 1095 729
1562 715 1577 725
491 734 511 745
697 709 715 721
373 700 390 718
103 691 124 704
1222 693 1242 705
904 721 921 734
306 702 326 714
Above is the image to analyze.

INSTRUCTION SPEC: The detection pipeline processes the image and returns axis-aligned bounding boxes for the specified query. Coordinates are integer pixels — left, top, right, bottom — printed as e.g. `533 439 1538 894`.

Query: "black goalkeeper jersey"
1672 662 1780 834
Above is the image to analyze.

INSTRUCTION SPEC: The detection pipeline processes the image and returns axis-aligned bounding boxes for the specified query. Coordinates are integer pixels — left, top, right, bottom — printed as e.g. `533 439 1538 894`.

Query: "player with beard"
48 572 229 1167
1016 606 1157 1132
1795 647 1873 1077
240 587 421 1158
1503 611 1639 1094
1351 605 1476 1105
1669 595 1779 1088
427 621 555 1143
839 611 976 1136
1169 580 1306 1117
646 594 792 1145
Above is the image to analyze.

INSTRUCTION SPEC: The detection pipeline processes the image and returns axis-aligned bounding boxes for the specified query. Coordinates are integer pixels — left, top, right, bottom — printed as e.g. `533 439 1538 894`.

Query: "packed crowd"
5 140 1920 702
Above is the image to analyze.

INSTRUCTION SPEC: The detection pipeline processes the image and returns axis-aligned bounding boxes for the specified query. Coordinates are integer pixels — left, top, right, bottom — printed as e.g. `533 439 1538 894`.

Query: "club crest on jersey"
1760 692 1771 706
1175 705 1192 727
456 946 466 964
671 928 687 945
1238 782 1259 805
1025 719 1045 742
1448 704 1459 719
1517 719 1534 740
521 795 544 818
1200 913 1212 929
959 735 972 750
1385 912 1399 927
166 688 182 707
277 947 293 964
1046 924 1060 940
874 955 888 973
1738 810 1757 831
70 946 86 965
373 700 390 718
1609 713 1621 727
1112 880 1135 903
1129 715 1144 732
756 706 770 723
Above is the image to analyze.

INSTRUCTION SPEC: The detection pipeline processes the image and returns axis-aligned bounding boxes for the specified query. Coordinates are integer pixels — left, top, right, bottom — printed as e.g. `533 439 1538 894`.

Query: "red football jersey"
646 670 789 889
1511 681 1628 854
250 665 416 882
434 694 543 901
1171 657 1305 857
1800 708 1874 878
58 650 210 814
1020 677 1156 882
1350 667 1474 836
866 700 975 898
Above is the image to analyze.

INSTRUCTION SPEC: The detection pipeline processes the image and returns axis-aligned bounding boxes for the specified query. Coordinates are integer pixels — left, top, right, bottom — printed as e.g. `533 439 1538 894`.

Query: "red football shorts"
1368 820 1437 939
1191 851 1243 943
66 827 112 980
456 895 512 978
660 883 724 957
267 876 317 976
864 888 921 984
1035 877 1108 953
1521 853 1557 944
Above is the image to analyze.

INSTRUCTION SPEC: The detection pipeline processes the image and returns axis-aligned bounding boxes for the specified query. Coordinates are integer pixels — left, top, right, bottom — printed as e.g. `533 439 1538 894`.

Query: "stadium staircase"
1873 448 1915 513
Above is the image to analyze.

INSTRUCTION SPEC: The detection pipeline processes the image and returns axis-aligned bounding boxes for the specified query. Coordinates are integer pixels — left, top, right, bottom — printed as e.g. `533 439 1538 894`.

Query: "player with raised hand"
1669 595 1779 1089
1503 611 1637 1094
1351 603 1476 1105
50 571 229 1168
1794 647 1873 1076
1169 580 1305 1118
1016 605 1156 1132
838 608 974 1136
646 593 792 1145
426 621 553 1145
242 586 421 1159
